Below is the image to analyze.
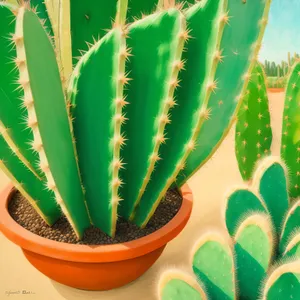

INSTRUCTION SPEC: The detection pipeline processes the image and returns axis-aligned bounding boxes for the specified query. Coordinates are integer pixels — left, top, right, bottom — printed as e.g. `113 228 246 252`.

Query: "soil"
8 189 183 245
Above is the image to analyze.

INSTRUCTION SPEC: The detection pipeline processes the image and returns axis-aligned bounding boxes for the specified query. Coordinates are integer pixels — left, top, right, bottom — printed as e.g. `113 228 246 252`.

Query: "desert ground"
0 92 284 300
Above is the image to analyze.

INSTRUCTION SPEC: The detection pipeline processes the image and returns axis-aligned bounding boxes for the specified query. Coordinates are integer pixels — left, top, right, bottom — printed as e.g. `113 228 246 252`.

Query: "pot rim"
0 184 193 263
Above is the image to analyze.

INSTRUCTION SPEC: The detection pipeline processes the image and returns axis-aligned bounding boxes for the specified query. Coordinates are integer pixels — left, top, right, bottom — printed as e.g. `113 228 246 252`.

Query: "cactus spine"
281 62 300 199
235 62 272 181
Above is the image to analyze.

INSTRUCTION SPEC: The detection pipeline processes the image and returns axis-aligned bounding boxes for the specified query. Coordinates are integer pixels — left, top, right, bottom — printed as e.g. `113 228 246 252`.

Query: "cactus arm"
119 9 186 221
15 6 90 239
158 270 208 300
0 136 61 226
68 28 127 237
235 62 272 181
234 213 274 300
281 62 300 199
224 188 268 236
252 157 289 234
191 232 236 300
0 3 42 179
177 0 272 185
69 0 118 65
283 232 300 259
127 0 159 22
131 0 225 227
262 260 300 300
279 200 300 254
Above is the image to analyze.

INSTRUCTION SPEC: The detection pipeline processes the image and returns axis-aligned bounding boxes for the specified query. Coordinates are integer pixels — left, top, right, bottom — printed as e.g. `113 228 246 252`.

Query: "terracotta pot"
0 184 193 291
268 88 285 93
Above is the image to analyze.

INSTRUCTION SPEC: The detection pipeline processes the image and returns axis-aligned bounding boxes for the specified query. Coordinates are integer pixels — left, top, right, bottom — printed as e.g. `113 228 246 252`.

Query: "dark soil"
8 189 182 245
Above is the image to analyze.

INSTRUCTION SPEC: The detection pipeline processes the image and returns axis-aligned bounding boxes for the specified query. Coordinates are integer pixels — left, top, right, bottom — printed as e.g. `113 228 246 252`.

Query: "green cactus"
235 62 272 181
175 0 272 186
119 8 186 220
132 0 271 227
279 200 300 254
127 0 159 22
253 157 289 234
192 233 236 300
158 270 208 300
224 188 267 236
234 213 274 299
262 260 300 300
14 6 90 238
281 62 300 199
157 156 300 300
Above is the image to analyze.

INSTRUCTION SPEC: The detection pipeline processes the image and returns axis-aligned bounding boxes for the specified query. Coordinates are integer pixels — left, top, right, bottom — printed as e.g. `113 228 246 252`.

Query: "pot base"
23 246 165 291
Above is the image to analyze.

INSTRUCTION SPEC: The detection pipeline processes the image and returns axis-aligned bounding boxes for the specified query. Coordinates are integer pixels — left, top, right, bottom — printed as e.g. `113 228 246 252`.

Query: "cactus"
158 156 300 300
262 260 300 300
119 8 186 220
281 62 300 199
131 0 271 227
234 213 274 299
235 62 272 181
0 0 272 239
254 157 289 234
158 270 208 300
224 188 267 236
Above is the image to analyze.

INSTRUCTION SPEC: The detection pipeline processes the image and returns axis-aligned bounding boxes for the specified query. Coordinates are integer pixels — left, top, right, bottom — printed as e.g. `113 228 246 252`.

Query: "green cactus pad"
159 270 207 300
235 62 272 181
284 233 300 259
177 0 272 185
234 213 274 300
119 9 185 221
0 135 61 225
279 200 300 253
192 233 236 300
225 188 267 236
131 0 223 227
262 261 300 300
70 0 117 64
17 7 90 238
281 62 300 199
0 3 41 178
253 157 289 234
68 28 126 236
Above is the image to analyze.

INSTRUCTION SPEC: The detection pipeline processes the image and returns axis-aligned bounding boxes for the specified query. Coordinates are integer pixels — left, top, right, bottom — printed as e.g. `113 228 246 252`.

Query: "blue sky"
259 0 300 63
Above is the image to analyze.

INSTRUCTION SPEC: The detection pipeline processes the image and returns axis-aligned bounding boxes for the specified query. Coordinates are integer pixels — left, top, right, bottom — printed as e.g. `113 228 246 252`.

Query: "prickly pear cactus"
235 62 272 181
284 233 300 259
281 62 300 199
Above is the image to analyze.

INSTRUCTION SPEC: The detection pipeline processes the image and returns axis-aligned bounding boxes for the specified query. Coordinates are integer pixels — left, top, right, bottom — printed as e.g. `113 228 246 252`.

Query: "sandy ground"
0 92 284 300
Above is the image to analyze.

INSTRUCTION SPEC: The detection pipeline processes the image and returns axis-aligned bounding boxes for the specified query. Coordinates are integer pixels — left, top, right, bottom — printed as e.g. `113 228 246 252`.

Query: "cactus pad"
68 28 126 236
120 9 186 222
158 270 207 300
15 7 90 238
177 0 272 185
192 233 236 300
254 157 289 234
235 62 272 181
279 200 300 253
284 232 300 259
224 188 267 236
281 62 300 199
262 261 300 300
234 213 274 300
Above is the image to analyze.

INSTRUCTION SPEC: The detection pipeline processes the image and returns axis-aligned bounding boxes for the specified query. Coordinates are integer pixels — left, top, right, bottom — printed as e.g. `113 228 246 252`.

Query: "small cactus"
158 156 300 300
235 62 272 181
281 62 300 199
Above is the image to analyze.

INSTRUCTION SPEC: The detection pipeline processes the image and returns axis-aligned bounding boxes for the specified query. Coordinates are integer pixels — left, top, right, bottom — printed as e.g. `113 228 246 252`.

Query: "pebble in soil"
8 189 183 245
